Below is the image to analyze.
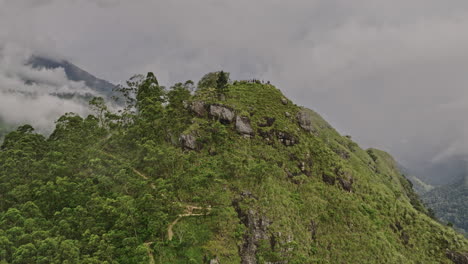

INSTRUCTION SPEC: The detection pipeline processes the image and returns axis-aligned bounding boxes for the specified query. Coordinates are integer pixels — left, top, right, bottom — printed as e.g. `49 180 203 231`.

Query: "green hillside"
0 73 467 263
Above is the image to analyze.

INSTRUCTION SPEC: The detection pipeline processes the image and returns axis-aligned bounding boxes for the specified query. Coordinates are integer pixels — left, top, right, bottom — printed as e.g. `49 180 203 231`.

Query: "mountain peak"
28 55 116 97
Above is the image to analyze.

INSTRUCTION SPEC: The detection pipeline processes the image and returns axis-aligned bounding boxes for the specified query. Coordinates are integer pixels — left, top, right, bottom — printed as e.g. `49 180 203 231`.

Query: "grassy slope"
152 82 468 263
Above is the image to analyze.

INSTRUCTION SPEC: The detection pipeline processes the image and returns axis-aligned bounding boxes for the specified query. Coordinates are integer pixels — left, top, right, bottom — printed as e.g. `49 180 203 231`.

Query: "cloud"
2 0 468 179
0 43 100 133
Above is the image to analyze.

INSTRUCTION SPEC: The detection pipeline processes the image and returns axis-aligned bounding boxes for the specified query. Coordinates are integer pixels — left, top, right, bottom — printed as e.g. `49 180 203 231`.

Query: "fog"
2 0 468 182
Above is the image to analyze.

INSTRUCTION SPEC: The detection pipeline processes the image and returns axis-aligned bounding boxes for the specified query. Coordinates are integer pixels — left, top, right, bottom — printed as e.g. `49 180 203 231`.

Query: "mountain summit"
28 56 116 97
0 73 467 263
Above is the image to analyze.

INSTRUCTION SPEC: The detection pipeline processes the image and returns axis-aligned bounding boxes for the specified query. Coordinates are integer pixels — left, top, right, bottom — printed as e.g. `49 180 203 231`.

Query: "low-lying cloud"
0 43 99 133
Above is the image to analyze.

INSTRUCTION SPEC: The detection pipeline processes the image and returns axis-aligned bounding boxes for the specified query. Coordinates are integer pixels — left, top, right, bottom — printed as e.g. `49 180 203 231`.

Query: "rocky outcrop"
258 117 276 127
276 131 298 146
446 251 468 264
210 104 235 124
335 169 354 192
209 259 220 264
296 110 313 132
322 173 336 185
190 101 207 117
233 192 272 264
236 116 254 136
281 97 288 105
258 129 298 146
179 134 197 150
338 177 353 192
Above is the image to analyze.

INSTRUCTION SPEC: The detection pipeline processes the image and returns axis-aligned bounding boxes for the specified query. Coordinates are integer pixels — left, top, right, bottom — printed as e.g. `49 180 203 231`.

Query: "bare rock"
276 131 298 146
296 110 313 132
258 117 276 127
236 116 254 136
446 251 468 264
258 129 298 146
285 112 291 118
338 176 353 192
209 259 220 264
281 97 288 105
190 101 207 117
233 194 271 264
179 134 197 150
322 173 336 185
210 104 235 124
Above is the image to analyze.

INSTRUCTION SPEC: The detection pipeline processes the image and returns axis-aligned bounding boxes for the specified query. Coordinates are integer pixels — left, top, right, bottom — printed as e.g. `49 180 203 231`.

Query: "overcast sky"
1 0 468 175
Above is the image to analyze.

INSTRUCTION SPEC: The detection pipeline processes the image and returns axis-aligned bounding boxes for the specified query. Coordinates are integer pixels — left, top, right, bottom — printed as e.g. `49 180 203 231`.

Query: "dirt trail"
97 150 156 189
97 147 211 262
167 205 211 241
143 242 155 264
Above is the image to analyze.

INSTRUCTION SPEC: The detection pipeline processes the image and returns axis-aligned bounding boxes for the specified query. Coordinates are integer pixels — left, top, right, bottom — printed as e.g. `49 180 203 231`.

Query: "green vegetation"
0 120 12 139
0 73 467 263
422 182 468 235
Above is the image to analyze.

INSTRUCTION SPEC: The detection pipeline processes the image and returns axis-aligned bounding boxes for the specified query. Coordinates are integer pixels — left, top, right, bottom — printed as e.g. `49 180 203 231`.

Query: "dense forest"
423 181 468 235
0 72 467 263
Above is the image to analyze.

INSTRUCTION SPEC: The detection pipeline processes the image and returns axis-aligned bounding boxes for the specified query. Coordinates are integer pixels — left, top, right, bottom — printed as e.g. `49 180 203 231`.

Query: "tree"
89 97 109 127
216 71 229 95
136 72 166 116
197 71 230 90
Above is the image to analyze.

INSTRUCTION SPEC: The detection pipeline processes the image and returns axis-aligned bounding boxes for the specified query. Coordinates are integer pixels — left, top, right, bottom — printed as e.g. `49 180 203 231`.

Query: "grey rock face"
190 101 207 117
276 131 298 146
236 116 254 136
281 97 288 105
258 130 298 146
322 173 336 185
209 259 220 264
338 177 353 192
179 134 197 150
446 251 468 264
258 117 275 127
210 104 235 124
233 194 272 264
296 110 313 132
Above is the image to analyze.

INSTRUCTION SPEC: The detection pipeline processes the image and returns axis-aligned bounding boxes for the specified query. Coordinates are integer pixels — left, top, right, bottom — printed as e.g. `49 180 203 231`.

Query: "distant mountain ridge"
423 180 468 235
28 55 116 97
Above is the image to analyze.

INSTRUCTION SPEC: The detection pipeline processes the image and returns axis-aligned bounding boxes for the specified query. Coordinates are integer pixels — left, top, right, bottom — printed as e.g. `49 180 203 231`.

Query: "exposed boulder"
258 129 298 146
210 104 235 124
236 116 254 136
281 97 288 105
322 173 336 185
190 101 207 117
258 117 276 127
298 161 311 177
446 251 468 264
277 131 298 146
209 259 220 264
296 110 313 132
284 112 291 118
179 134 197 150
338 176 354 192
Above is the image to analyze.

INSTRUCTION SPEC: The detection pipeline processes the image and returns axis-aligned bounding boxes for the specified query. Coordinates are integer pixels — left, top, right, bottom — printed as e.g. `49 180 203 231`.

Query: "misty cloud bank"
0 43 99 133
2 0 468 181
